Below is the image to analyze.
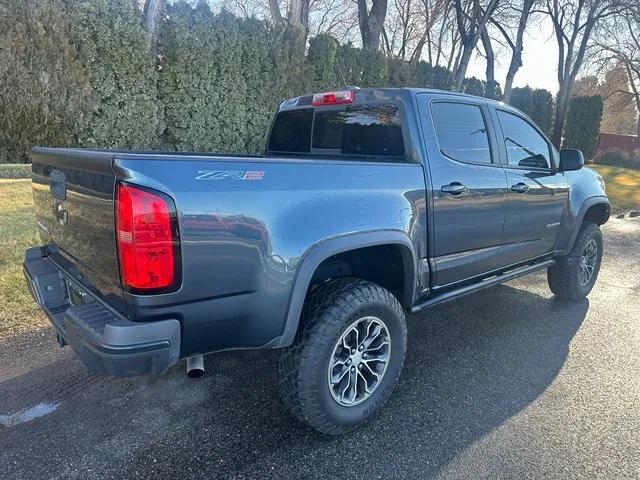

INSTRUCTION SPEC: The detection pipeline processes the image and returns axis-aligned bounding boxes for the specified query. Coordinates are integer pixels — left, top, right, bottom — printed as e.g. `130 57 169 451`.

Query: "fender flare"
273 230 417 348
558 196 610 255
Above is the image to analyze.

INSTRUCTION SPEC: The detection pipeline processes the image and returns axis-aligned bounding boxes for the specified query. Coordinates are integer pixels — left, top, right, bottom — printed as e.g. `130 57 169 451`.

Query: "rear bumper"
23 247 180 377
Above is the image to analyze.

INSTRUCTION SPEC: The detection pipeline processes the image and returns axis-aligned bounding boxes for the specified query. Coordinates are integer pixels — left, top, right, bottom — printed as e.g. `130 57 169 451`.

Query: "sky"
466 16 560 93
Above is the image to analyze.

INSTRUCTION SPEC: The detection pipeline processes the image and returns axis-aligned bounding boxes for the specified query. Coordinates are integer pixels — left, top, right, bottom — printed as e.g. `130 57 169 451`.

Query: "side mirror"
559 149 584 171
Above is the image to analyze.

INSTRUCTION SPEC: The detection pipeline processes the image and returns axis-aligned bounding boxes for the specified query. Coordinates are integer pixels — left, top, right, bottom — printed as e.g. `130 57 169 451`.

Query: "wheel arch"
557 196 610 255
274 231 417 348
582 201 610 226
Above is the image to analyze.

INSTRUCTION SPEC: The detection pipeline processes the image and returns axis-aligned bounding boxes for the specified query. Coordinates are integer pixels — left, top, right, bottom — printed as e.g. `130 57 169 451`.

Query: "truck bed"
29 147 426 358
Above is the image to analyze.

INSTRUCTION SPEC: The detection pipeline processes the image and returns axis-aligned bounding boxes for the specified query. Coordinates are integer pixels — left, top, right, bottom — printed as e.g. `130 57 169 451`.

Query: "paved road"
1 218 639 479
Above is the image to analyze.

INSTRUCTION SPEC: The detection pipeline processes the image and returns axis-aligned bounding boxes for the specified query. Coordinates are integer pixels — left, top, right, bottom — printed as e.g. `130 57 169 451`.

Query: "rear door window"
268 103 405 158
430 102 492 164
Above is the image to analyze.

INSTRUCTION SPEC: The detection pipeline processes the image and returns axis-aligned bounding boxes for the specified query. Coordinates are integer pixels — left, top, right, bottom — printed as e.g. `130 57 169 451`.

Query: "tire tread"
278 278 406 435
548 222 602 300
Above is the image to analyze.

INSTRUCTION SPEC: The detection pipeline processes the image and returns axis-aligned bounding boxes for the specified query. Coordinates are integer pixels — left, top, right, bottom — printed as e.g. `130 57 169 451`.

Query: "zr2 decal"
195 170 265 181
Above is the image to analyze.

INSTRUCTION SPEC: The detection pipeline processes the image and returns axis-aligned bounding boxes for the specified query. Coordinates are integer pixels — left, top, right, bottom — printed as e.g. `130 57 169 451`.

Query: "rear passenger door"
417 94 509 288
491 107 569 264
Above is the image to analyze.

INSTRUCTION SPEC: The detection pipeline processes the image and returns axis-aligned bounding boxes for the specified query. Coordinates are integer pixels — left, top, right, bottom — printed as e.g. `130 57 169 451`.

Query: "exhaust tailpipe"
186 355 204 378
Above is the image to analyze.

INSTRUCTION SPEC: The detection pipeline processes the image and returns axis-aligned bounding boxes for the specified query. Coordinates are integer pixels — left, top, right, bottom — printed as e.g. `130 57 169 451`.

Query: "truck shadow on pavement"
0 282 588 479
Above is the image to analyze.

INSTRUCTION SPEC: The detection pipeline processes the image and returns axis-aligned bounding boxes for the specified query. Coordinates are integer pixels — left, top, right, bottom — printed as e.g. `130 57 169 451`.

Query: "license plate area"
66 280 88 306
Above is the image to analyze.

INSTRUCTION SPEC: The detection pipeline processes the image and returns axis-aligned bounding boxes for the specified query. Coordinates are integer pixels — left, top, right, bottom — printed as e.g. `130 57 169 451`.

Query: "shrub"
510 87 554 136
529 89 554 136
563 95 604 159
387 57 417 87
0 164 32 179
484 80 502 100
3 2 572 159
240 18 284 154
0 0 94 163
308 34 340 90
415 62 453 90
462 76 485 97
159 4 248 153
159 5 308 154
65 0 161 149
593 148 640 170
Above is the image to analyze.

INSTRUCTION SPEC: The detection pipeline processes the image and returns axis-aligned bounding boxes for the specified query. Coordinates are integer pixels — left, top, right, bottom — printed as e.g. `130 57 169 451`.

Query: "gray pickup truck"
24 88 609 434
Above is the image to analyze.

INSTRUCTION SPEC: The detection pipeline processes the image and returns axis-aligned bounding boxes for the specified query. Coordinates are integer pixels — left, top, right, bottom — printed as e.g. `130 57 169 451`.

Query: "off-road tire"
548 222 603 300
278 278 407 435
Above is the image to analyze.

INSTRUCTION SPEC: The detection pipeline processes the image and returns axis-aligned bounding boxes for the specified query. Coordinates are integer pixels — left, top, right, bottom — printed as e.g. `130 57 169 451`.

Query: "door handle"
511 182 529 193
441 182 468 196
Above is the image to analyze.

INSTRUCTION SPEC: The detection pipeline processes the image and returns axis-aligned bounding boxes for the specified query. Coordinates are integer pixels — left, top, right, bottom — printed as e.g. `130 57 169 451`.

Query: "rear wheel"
548 222 603 300
278 278 407 435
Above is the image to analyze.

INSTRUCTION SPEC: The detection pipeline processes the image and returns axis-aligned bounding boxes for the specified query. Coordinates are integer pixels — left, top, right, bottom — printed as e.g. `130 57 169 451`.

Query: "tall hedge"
563 95 604 158
308 34 341 89
65 0 160 149
159 4 310 154
510 87 554 136
159 4 248 152
240 19 283 154
0 0 93 163
1 0 567 162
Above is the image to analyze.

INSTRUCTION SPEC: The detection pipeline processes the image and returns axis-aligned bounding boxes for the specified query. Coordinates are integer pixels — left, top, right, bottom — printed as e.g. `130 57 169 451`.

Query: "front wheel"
548 222 603 300
278 278 407 435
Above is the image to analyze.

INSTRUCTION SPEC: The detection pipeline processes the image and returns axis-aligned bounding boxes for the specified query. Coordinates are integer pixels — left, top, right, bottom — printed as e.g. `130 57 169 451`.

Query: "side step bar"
410 259 554 314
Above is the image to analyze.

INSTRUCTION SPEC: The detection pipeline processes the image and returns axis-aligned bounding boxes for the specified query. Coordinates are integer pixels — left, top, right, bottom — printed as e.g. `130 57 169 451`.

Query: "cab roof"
278 87 528 124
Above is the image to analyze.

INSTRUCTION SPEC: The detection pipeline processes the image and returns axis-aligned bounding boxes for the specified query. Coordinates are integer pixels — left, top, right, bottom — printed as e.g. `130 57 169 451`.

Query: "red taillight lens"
115 183 179 292
311 90 355 106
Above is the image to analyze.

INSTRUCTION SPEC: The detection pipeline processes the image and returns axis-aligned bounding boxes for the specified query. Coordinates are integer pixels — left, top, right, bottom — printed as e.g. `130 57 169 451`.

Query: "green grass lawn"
589 165 640 215
0 167 639 339
0 179 47 338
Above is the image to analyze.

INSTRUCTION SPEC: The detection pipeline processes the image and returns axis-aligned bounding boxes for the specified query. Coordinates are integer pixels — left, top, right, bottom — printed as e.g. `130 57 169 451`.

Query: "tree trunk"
503 56 520 103
287 0 310 33
552 82 572 148
143 0 165 54
411 30 428 62
501 0 532 103
358 0 387 50
269 0 284 26
453 41 474 90
481 28 494 86
300 0 309 32
451 0 499 91
635 97 640 139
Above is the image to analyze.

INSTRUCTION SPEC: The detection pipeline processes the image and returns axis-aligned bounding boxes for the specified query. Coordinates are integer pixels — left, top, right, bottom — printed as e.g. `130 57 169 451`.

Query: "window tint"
431 102 491 164
268 104 404 158
268 109 313 153
497 110 551 168
313 104 404 156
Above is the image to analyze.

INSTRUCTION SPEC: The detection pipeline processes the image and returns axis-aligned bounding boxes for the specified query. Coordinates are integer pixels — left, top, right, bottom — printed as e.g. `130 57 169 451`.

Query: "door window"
497 110 551 169
430 102 492 164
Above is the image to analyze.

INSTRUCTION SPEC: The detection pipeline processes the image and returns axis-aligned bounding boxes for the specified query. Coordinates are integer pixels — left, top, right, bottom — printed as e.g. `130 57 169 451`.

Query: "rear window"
268 103 405 158
268 108 313 153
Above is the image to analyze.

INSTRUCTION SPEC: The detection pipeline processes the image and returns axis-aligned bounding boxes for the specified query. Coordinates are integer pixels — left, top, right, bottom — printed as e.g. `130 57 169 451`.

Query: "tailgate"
31 148 124 310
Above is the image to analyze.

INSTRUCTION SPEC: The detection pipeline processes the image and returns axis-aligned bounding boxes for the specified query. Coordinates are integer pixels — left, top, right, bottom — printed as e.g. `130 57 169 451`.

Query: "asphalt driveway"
1 217 639 479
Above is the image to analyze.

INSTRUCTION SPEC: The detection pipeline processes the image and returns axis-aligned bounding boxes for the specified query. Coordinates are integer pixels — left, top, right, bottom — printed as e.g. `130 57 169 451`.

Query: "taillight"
115 183 180 293
311 90 355 106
